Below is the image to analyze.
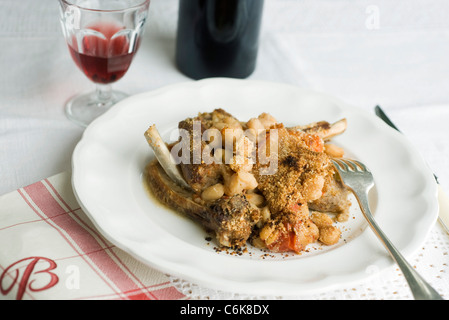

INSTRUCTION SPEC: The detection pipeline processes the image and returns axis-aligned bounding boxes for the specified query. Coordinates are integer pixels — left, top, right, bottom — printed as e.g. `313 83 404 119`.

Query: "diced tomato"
266 222 303 253
304 134 324 153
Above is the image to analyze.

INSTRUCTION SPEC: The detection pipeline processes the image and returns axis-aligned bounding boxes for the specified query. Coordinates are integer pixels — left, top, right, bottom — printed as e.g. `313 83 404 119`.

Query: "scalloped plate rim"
71 78 438 296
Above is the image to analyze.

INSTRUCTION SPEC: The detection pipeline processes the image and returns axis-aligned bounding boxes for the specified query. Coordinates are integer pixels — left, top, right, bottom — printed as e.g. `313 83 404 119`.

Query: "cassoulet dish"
144 109 351 254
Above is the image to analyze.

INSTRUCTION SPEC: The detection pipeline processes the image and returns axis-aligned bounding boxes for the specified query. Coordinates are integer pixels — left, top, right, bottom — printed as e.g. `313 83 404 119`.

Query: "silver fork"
332 158 443 300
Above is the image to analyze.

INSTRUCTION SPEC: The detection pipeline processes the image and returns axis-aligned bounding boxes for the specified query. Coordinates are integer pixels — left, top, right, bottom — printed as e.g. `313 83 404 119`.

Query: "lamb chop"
176 114 226 193
144 109 351 253
145 160 259 247
145 113 260 248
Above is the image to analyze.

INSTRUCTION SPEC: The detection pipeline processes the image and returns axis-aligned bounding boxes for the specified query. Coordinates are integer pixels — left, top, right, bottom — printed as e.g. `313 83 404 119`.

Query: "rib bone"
144 125 192 191
291 118 347 140
146 160 258 248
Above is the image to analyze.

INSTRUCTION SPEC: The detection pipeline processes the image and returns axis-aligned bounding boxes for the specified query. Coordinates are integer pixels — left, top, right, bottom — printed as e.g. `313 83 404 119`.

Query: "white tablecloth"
1 0 448 300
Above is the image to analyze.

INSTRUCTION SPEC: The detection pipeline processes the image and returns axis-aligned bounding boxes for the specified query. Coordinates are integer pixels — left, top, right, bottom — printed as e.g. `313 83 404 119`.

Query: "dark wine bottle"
175 0 265 80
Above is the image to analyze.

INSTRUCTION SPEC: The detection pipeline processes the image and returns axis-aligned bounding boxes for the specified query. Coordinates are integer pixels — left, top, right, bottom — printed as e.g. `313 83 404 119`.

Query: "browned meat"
309 172 351 218
175 109 241 193
254 124 331 223
177 117 224 193
145 109 351 254
252 124 333 253
196 108 238 128
209 195 260 247
146 160 260 248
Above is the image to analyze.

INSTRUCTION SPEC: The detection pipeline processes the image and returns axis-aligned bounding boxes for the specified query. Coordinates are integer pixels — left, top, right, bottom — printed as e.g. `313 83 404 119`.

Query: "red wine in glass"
58 0 150 128
68 21 137 84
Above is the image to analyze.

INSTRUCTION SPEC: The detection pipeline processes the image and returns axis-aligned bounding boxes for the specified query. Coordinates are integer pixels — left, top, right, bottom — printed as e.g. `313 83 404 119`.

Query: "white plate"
72 78 438 296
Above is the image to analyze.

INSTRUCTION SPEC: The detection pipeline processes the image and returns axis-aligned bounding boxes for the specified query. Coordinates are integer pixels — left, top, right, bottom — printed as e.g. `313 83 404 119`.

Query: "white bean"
319 226 341 245
237 171 258 190
246 193 265 207
311 212 333 228
247 118 265 135
258 113 277 129
225 173 244 196
201 183 225 201
324 143 345 158
260 206 271 222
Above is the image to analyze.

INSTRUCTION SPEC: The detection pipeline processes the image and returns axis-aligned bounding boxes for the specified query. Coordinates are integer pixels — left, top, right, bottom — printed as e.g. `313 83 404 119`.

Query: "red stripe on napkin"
43 179 172 299
129 286 185 300
18 181 183 300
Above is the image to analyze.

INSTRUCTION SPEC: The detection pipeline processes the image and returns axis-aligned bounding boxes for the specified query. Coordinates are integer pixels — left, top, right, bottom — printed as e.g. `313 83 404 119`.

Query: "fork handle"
355 191 444 300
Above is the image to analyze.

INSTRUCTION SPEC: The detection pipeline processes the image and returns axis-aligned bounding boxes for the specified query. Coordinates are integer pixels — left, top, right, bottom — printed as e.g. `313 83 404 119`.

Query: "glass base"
65 89 128 127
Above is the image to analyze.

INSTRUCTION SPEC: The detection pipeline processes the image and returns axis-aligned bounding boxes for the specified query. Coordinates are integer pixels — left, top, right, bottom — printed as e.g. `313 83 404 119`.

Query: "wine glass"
58 0 150 127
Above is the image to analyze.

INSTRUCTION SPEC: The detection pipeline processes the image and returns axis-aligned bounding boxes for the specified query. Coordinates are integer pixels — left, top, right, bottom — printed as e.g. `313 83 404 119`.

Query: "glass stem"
95 84 112 106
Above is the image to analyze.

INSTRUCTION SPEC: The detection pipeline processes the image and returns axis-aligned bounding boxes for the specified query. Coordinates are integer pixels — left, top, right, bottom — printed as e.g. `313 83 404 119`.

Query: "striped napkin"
0 172 185 300
2 171 448 301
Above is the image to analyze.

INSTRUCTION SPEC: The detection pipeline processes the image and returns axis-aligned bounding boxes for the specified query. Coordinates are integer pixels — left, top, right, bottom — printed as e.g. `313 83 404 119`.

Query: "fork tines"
331 158 370 173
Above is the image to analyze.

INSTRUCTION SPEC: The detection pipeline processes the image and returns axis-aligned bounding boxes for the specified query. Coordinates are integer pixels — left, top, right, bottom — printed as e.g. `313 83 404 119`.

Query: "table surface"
1 0 449 300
